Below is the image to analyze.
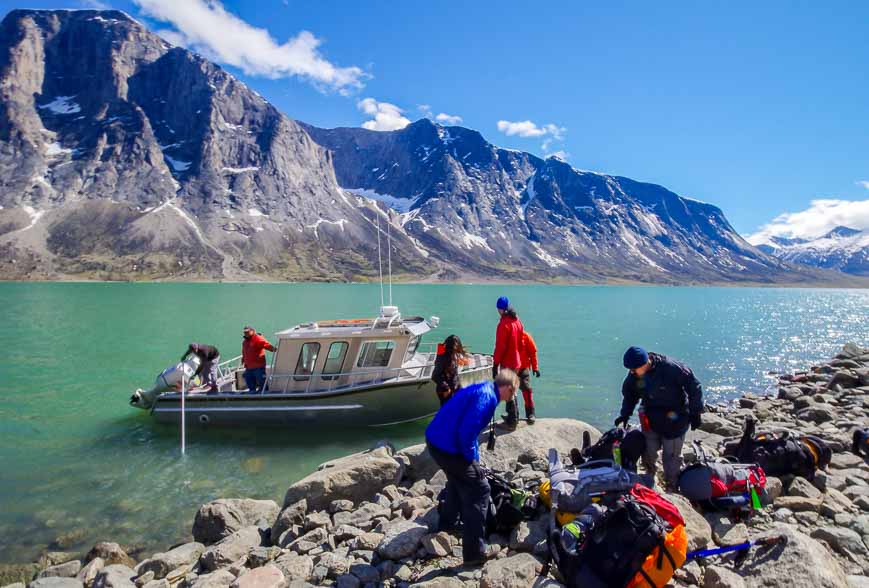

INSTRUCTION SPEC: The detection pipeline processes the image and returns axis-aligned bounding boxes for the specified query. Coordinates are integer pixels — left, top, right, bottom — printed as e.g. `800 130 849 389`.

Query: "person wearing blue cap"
615 346 703 488
493 296 524 429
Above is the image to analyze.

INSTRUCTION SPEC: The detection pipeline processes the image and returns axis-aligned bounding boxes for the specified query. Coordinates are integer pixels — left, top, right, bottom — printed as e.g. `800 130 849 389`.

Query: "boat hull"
150 365 490 427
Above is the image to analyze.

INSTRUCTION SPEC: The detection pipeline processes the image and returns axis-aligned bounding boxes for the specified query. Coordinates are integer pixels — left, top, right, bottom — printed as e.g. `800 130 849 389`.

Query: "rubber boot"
526 406 536 424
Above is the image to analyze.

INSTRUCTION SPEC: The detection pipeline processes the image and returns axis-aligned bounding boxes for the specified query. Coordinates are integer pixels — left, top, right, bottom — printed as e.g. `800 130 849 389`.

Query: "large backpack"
721 419 831 480
484 469 539 534
572 427 647 472
678 443 766 511
550 490 686 588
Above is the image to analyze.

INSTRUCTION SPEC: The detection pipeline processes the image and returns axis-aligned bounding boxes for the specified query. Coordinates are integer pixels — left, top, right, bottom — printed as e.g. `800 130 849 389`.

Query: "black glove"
614 416 628 428
492 364 500 379
690 415 702 430
534 370 541 378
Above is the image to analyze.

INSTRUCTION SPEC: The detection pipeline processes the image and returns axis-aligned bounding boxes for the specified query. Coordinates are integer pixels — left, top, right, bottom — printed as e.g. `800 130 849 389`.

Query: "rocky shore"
3 344 869 588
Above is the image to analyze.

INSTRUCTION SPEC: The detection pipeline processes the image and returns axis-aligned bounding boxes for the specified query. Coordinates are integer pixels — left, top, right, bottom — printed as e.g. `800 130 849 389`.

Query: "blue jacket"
426 381 499 463
619 352 703 438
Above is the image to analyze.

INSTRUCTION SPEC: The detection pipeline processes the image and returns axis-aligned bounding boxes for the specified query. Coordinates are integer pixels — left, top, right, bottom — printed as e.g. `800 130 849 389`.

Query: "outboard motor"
130 356 201 409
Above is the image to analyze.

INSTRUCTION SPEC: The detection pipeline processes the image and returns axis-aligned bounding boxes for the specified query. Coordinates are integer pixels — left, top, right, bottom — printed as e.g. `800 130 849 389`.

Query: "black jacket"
182 343 220 376
431 352 461 402
619 352 703 438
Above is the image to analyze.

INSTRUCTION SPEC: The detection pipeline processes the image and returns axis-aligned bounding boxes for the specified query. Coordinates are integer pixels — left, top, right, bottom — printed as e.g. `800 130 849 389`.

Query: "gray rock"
763 477 784 504
92 565 136 588
479 419 601 473
137 543 204 579
376 520 429 560
190 570 236 588
85 544 135 569
193 499 280 545
287 527 329 555
231 566 286 588
420 532 452 557
76 558 104 587
847 576 869 588
789 476 823 500
328 500 354 514
811 526 868 558
283 447 403 512
332 524 365 543
38 562 82 580
312 552 350 579
348 532 384 552
334 575 359 588
508 518 548 552
479 553 542 588
247 546 281 568
698 414 742 437
797 405 837 424
395 444 439 483
709 516 749 546
704 566 745 588
348 564 378 584
774 496 823 512
28 580 83 588
662 492 713 552
303 511 333 532
272 553 313 582
332 503 391 530
271 499 307 544
132 572 153 588
200 526 263 572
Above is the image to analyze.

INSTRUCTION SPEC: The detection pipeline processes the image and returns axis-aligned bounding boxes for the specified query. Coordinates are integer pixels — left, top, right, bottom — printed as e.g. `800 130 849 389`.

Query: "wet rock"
704 566 745 588
28 579 83 588
283 447 403 512
38 562 82 580
92 565 136 588
271 499 307 543
193 499 280 545
85 544 135 568
663 492 713 552
138 543 204 580
376 520 428 560
479 553 542 588
231 565 286 588
190 570 235 588
200 526 263 572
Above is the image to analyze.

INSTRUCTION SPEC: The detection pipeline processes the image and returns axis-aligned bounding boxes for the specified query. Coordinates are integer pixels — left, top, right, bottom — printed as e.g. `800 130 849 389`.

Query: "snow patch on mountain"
38 95 81 114
345 188 418 213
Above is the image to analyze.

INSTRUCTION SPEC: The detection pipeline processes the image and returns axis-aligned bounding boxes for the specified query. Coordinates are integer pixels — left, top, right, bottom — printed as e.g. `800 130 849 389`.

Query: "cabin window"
356 340 395 368
294 342 321 381
404 336 421 362
321 341 349 380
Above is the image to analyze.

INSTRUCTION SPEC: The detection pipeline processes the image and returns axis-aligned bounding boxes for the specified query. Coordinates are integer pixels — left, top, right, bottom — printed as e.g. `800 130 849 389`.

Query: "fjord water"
0 283 867 562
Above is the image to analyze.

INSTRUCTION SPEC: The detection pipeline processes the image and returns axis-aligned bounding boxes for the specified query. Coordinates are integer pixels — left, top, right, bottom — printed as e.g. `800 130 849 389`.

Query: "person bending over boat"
492 296 525 430
615 346 703 489
431 334 468 405
518 330 541 424
181 343 220 394
425 369 520 567
242 326 276 393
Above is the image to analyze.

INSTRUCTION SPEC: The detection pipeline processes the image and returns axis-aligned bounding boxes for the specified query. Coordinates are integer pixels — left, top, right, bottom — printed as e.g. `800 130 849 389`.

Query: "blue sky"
3 0 869 239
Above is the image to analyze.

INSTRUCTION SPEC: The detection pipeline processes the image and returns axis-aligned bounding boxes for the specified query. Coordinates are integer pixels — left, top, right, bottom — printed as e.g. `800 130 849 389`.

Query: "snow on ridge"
531 242 567 268
520 173 537 221
20 205 45 231
306 218 347 239
222 166 259 174
164 155 191 172
45 142 73 157
459 231 493 253
345 188 419 214
248 208 268 217
38 96 81 115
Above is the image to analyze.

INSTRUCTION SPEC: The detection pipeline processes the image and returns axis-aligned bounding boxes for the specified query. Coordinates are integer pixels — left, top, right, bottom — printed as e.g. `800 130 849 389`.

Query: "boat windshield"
356 340 395 368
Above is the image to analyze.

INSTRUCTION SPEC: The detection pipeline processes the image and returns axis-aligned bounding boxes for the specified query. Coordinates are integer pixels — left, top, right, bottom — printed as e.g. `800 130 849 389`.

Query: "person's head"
494 369 519 401
243 326 255 340
623 346 651 376
496 296 509 316
444 334 465 357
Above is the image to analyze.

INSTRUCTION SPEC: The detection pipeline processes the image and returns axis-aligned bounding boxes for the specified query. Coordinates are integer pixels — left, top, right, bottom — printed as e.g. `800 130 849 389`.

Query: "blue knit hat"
623 346 649 370
496 296 510 310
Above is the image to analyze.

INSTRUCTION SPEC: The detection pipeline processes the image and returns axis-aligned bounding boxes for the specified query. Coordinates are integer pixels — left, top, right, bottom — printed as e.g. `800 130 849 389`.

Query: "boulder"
774 496 823 512
190 570 236 588
272 553 313 582
231 566 286 588
200 526 264 571
789 477 823 500
271 499 307 543
38 562 82 580
193 499 280 545
480 553 542 588
84 544 135 568
662 492 713 552
698 414 742 437
137 543 204 579
420 533 452 557
736 523 848 587
283 447 403 512
28 580 83 588
704 566 745 588
763 477 783 504
797 405 836 424
810 526 868 558
375 520 429 560
478 418 600 472
395 444 440 483
76 558 103 587
92 565 136 588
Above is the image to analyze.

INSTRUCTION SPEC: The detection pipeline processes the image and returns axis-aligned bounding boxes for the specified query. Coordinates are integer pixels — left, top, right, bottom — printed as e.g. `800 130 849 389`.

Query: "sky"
2 0 869 240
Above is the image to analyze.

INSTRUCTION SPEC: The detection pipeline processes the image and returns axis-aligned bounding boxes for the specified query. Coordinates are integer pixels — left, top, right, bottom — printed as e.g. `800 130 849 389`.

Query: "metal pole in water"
181 374 186 455
387 219 393 305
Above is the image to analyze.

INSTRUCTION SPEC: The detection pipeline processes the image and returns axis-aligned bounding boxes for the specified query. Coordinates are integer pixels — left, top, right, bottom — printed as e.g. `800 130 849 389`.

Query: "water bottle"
612 440 622 466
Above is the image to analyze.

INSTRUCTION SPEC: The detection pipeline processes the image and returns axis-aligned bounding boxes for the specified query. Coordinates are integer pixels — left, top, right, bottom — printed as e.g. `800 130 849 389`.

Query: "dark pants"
505 368 534 422
243 367 267 393
427 441 490 562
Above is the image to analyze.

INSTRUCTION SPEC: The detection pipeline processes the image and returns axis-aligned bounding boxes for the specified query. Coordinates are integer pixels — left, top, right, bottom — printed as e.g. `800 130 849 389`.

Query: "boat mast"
376 212 384 307
387 217 393 306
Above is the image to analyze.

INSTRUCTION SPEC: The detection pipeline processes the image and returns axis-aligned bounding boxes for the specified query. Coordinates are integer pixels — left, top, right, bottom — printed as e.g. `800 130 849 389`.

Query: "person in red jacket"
519 331 541 423
242 325 276 393
493 296 524 430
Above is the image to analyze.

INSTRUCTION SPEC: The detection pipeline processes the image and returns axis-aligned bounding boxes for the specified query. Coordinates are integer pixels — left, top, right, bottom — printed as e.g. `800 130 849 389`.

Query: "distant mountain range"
752 226 869 276
0 9 855 284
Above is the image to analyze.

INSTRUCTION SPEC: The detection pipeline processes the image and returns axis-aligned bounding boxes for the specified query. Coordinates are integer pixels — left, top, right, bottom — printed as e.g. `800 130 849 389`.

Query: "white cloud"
81 0 112 8
496 120 565 140
435 113 463 125
133 0 367 93
748 199 869 244
358 98 410 131
417 104 432 118
546 150 570 162
857 180 869 190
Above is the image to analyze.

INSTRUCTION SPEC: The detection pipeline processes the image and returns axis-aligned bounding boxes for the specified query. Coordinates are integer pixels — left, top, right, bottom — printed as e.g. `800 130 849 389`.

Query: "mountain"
753 226 869 276
0 9 848 284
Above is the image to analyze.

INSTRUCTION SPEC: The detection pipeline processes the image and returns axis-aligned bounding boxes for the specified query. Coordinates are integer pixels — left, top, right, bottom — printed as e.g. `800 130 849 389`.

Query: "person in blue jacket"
425 369 519 566
615 346 703 488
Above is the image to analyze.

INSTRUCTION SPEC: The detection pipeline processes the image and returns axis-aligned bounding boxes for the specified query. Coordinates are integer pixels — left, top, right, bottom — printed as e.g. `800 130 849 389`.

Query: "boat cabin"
262 306 439 394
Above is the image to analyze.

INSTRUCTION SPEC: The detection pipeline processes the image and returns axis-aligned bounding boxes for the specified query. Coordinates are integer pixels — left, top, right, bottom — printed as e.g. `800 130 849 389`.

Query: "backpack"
721 419 831 480
677 443 766 511
572 427 647 472
484 469 539 534
551 491 686 588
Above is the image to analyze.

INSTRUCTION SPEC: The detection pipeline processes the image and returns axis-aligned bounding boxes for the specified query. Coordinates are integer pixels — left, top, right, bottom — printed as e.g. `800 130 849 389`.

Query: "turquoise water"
0 283 867 562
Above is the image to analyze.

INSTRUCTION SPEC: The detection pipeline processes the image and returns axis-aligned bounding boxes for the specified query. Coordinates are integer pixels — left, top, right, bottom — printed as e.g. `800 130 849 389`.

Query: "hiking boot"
463 544 500 567
569 447 584 466
526 408 536 424
496 419 518 431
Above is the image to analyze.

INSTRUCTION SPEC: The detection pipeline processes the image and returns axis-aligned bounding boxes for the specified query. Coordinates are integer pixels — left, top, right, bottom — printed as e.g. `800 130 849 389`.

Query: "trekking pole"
686 535 786 562
486 416 496 451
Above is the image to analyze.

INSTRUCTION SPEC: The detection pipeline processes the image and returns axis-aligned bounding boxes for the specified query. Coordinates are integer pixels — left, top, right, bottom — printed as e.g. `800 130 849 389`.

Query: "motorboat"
130 306 493 427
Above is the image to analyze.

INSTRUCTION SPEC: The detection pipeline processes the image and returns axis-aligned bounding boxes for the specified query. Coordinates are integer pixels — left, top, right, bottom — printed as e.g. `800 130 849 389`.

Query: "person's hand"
614 416 628 428
534 370 541 378
691 415 702 430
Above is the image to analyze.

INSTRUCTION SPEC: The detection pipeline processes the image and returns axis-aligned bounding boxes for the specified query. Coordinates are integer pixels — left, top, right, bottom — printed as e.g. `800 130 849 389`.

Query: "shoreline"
3 343 869 587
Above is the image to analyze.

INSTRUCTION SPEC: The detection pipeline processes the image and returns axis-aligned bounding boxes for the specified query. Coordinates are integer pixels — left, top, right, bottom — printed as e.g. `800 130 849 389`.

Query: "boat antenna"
387 216 393 305
376 212 384 307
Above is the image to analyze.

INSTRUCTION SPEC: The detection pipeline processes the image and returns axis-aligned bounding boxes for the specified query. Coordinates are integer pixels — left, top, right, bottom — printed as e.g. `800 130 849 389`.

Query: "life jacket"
573 427 647 472
722 426 831 481
550 489 686 588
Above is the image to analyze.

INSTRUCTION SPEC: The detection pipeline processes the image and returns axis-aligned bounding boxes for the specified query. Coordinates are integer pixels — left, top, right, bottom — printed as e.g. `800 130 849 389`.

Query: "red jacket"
242 333 276 369
520 331 538 371
493 314 525 370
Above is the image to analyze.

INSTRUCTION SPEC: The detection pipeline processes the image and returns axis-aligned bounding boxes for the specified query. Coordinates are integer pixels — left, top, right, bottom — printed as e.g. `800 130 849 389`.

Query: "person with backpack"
518 330 540 423
615 346 703 488
431 334 467 405
180 342 220 394
493 296 525 430
425 370 520 566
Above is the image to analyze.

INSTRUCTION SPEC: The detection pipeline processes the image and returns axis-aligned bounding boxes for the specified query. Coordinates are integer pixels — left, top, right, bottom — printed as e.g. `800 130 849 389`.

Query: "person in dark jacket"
431 334 466 405
425 369 519 566
615 346 703 487
853 428 869 457
181 342 220 393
